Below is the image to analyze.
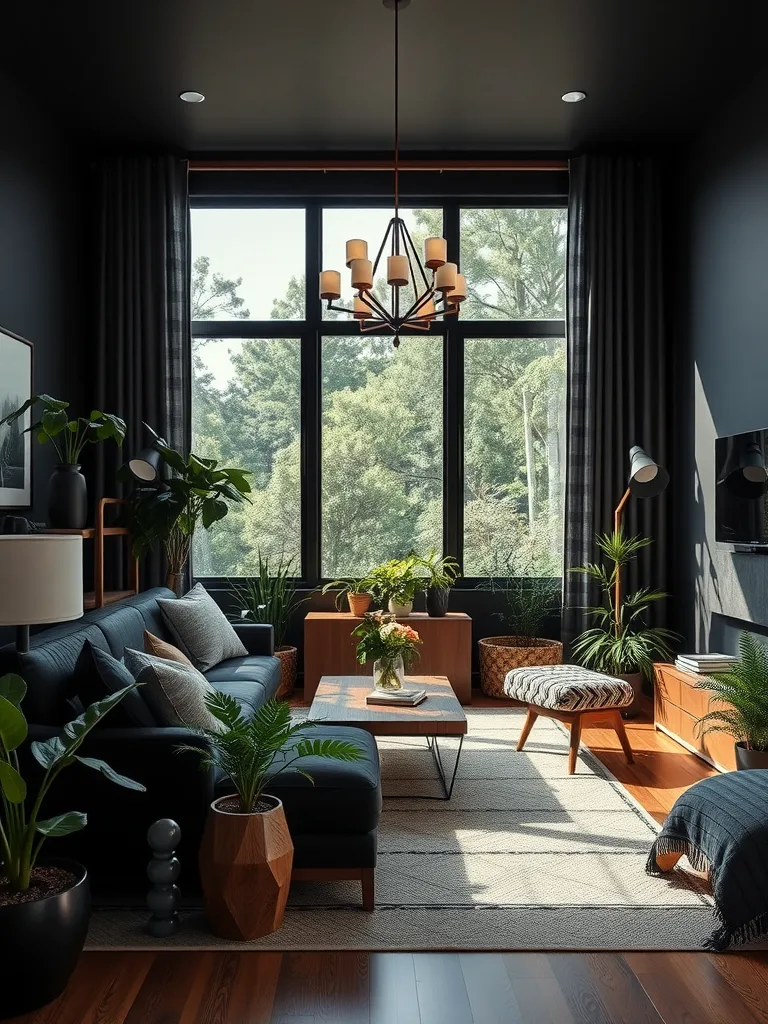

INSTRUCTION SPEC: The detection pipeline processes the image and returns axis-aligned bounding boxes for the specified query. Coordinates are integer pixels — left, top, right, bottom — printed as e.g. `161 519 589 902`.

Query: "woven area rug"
87 708 718 950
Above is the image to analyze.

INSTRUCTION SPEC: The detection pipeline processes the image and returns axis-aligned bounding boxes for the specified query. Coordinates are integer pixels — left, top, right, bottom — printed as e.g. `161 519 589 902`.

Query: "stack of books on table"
366 688 427 707
674 653 739 677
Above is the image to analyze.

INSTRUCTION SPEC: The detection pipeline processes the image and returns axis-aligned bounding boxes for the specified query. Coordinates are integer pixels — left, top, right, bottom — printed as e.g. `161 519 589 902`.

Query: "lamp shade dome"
0 535 83 626
128 446 162 482
628 446 669 498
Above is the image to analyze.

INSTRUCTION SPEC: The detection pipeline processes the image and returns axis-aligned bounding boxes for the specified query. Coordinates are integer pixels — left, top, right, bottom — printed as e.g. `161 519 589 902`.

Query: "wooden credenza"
654 662 736 772
303 612 472 703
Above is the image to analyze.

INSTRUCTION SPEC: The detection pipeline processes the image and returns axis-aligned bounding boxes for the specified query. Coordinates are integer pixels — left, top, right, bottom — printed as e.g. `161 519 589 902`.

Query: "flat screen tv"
715 429 768 549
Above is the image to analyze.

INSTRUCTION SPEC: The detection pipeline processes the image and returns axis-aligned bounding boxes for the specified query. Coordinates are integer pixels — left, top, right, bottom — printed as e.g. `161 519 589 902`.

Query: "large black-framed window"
190 174 567 587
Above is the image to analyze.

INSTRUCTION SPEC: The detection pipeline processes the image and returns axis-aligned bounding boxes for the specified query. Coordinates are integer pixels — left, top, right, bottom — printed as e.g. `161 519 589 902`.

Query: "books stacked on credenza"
366 688 427 707
674 653 739 677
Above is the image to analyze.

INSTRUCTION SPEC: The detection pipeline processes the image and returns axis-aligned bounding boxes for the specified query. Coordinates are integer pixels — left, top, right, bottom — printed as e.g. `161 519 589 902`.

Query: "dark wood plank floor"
11 693 767 1023
12 950 768 1023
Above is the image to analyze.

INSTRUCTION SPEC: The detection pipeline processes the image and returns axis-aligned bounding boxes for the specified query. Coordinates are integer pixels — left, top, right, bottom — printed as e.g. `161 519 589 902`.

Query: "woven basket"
274 646 298 700
478 637 563 699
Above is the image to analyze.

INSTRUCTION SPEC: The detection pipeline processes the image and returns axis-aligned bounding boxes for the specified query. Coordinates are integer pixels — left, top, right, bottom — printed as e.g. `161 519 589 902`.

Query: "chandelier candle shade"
319 0 464 347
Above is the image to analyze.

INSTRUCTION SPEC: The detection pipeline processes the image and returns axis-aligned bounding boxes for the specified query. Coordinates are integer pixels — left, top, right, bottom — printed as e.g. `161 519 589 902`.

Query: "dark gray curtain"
93 156 191 588
562 155 670 651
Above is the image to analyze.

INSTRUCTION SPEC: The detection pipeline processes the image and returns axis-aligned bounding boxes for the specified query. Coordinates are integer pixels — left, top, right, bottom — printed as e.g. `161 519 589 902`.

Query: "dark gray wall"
0 72 85 644
679 66 768 652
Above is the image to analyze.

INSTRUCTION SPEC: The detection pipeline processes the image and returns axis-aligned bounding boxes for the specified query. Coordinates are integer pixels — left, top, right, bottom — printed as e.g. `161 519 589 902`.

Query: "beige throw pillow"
157 583 247 672
123 648 222 732
144 630 193 666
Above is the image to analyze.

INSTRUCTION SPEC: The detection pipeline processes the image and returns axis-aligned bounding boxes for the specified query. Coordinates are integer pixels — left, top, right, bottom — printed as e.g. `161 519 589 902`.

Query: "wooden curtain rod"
189 159 568 173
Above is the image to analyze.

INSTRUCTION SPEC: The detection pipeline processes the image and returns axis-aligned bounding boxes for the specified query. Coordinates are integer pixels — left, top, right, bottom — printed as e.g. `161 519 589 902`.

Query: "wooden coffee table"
308 675 467 799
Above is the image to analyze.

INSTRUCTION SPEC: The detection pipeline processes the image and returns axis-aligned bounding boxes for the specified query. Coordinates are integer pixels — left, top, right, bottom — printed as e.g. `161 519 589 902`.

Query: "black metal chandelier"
319 0 465 347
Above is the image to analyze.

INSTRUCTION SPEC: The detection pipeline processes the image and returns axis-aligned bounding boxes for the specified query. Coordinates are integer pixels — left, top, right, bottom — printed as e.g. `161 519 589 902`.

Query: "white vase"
388 598 413 616
373 654 405 691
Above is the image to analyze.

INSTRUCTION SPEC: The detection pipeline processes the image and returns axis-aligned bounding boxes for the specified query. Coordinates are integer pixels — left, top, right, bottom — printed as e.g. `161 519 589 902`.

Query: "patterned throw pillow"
144 630 193 666
157 583 247 672
124 648 223 732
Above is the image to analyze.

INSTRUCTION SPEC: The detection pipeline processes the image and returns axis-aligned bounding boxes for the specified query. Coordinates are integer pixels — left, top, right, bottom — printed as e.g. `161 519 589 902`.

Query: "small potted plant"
122 424 251 594
229 553 305 699
416 550 461 617
352 610 422 691
368 556 425 616
0 395 126 529
182 693 363 940
0 673 145 1018
570 529 678 716
695 631 768 770
321 575 376 616
478 566 563 698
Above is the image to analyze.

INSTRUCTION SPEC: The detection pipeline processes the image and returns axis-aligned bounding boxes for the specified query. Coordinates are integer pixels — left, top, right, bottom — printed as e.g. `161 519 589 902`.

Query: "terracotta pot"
199 794 294 941
348 592 372 616
274 645 298 700
478 636 563 699
735 742 768 770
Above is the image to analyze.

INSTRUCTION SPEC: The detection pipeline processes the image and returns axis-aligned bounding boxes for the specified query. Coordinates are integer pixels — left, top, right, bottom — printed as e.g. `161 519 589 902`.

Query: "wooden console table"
654 662 736 772
303 612 472 703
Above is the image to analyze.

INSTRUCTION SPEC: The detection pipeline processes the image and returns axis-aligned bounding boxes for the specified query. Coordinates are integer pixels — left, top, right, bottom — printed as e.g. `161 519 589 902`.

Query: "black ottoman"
216 725 382 910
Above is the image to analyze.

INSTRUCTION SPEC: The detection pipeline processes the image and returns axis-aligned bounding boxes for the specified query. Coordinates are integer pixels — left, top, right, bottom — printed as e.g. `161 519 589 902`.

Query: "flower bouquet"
352 611 422 690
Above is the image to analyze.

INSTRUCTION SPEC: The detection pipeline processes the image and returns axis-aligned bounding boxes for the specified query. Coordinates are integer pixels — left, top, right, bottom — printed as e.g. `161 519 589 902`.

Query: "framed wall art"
0 327 33 509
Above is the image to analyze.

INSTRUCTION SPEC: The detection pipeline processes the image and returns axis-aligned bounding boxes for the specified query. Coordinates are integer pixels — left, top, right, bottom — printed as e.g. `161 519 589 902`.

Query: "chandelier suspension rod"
393 0 400 244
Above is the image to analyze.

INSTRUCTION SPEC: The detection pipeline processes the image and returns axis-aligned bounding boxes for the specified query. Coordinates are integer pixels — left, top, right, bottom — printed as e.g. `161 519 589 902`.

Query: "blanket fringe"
645 835 711 876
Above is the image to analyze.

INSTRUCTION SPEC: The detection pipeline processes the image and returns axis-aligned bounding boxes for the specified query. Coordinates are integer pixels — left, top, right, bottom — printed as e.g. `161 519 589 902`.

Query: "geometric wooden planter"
199 795 294 941
478 636 563 699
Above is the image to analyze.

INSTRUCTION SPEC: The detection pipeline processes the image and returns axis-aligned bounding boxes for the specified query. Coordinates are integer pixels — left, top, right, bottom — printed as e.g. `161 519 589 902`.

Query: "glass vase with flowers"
352 611 422 691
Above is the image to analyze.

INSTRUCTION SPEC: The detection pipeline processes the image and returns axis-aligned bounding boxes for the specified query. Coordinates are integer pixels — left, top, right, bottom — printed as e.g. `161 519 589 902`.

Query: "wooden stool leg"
612 710 635 765
655 851 683 872
516 708 539 751
361 868 375 912
567 715 582 775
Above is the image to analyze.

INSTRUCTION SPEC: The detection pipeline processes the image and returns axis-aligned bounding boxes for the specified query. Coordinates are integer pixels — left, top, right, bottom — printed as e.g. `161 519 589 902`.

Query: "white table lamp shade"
0 535 84 626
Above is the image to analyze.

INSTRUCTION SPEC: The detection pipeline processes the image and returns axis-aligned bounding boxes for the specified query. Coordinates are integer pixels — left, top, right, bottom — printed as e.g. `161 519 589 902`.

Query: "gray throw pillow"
124 648 222 732
157 583 247 672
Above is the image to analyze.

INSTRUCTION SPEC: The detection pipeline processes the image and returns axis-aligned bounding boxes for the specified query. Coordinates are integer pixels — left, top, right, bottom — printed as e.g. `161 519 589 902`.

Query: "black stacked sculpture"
145 819 181 937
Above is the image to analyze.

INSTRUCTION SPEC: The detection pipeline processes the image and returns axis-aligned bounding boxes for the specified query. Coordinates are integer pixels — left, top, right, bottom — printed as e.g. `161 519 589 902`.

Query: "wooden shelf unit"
45 497 138 610
654 662 736 772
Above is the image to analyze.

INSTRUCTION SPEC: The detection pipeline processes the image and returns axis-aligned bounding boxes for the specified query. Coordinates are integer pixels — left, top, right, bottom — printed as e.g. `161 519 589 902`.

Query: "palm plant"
415 550 461 591
180 695 364 813
0 674 145 892
229 554 304 649
570 528 677 678
695 632 768 751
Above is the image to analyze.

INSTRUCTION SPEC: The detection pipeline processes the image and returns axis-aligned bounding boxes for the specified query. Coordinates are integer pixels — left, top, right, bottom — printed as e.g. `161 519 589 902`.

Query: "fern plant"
179 695 364 812
570 527 678 677
695 632 768 751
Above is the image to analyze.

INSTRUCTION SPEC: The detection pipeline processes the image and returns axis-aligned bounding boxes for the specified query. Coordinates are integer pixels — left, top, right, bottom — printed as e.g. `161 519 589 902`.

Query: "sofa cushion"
124 648 222 731
158 583 247 672
213 726 382 835
204 655 282 700
76 641 157 728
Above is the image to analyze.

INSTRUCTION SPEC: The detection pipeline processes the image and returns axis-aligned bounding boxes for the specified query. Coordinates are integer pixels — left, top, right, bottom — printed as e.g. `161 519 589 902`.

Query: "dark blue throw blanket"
646 769 768 951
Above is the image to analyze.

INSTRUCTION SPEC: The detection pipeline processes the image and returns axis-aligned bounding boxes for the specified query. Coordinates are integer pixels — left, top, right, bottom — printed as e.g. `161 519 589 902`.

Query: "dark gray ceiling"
4 0 768 152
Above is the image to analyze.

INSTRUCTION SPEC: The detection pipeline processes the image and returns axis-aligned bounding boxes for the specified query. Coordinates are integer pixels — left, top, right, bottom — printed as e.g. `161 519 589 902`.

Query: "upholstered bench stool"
504 665 635 775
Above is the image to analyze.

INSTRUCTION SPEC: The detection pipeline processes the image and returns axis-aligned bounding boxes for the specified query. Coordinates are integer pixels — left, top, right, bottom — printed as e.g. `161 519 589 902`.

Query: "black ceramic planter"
0 859 90 1019
426 586 450 617
735 742 768 770
48 464 88 529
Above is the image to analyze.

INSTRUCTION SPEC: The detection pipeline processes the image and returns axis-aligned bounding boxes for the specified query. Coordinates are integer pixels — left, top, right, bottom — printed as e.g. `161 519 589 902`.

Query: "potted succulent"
570 529 678 717
0 394 126 529
695 631 768 770
182 693 363 940
352 610 422 691
0 674 145 1018
229 554 305 699
368 556 425 616
478 563 563 699
416 551 461 617
321 575 376 616
122 424 251 594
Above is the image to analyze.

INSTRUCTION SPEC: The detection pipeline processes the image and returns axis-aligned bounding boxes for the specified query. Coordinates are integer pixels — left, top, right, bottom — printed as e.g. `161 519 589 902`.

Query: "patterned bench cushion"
504 665 634 712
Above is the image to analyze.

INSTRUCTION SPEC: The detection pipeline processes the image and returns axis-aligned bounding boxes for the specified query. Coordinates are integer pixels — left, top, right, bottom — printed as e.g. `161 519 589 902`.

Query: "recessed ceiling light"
561 91 587 103
179 91 205 104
